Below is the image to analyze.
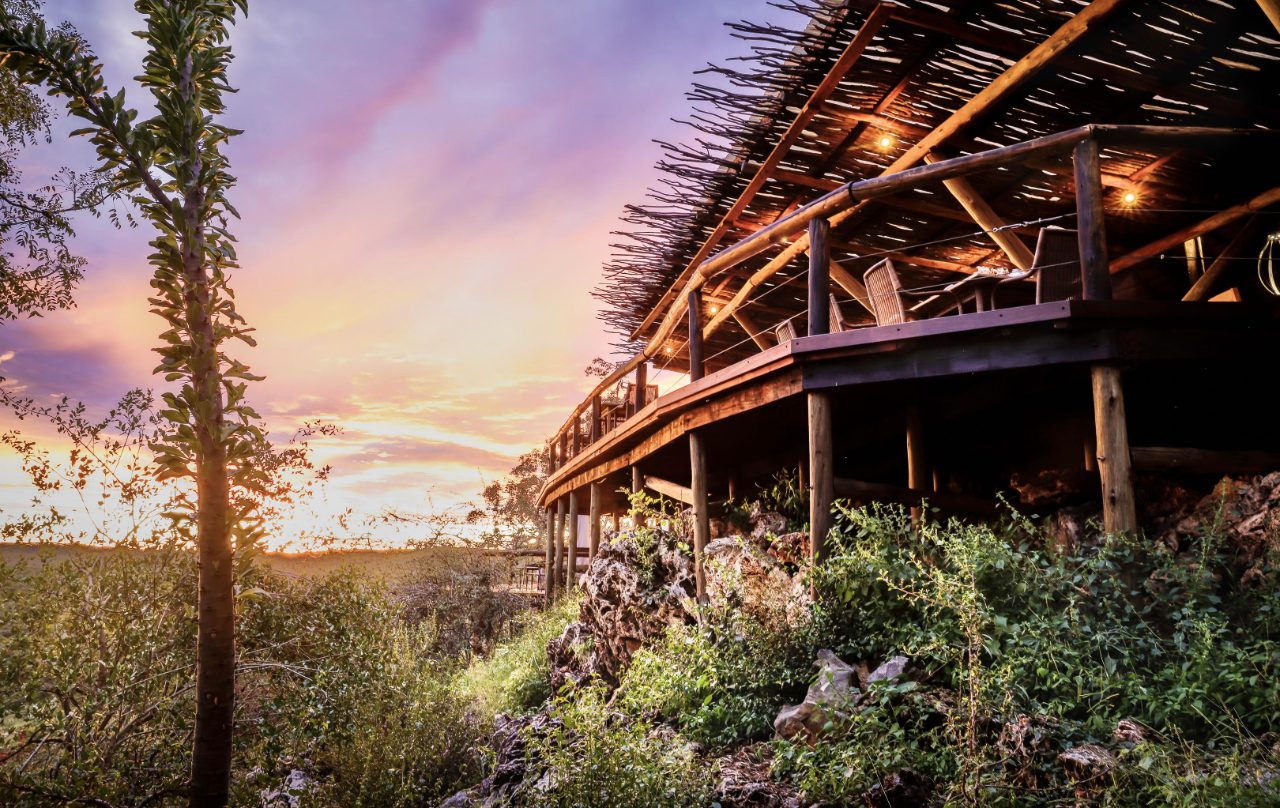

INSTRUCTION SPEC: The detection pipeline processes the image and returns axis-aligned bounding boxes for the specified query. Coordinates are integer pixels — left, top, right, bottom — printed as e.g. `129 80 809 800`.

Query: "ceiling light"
878 135 894 149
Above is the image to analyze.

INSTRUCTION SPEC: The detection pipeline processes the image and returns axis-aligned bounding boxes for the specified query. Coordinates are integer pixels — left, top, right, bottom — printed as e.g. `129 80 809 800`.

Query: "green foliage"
0 552 488 806
460 594 582 719
524 682 711 808
617 607 817 749
756 467 807 530
779 501 1280 803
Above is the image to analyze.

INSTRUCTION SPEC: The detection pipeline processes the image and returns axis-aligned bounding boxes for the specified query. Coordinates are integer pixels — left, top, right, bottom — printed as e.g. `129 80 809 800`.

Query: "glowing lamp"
878 135 894 149
1122 191 1138 206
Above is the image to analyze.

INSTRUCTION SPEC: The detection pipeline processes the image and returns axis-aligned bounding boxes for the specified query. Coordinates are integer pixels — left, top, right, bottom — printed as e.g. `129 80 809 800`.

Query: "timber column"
1076 134 1135 533
687 288 709 602
566 490 580 588
543 507 556 602
807 217 835 564
588 482 603 565
553 497 566 596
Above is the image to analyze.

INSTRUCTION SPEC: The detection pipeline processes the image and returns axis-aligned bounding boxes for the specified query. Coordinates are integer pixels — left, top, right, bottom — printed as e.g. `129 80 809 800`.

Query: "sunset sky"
0 0 790 548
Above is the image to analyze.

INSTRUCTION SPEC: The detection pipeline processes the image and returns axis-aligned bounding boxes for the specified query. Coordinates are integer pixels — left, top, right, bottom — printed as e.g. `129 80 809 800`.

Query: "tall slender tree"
0 3 257 805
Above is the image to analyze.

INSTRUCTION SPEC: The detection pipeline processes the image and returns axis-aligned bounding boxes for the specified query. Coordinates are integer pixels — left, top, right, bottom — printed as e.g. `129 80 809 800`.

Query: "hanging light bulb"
878 134 894 150
1122 190 1139 207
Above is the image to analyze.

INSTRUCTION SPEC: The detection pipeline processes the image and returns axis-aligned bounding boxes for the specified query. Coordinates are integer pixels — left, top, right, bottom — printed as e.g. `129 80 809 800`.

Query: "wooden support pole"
925 152 1035 270
590 395 602 443
642 475 695 506
552 498 565 596
1074 138 1113 300
631 465 642 496
731 309 772 351
688 289 705 382
689 431 709 603
808 391 834 565
559 430 570 466
588 482 603 563
543 508 556 603
1091 366 1137 534
634 361 648 411
566 490 580 587
906 405 927 523
808 218 832 335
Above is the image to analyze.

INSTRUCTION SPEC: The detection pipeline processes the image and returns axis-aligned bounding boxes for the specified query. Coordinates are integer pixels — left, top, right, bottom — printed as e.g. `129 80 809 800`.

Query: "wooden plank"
809 391 834 564
1131 447 1280 475
628 2 897 342
689 431 709 602
924 151 1035 270
1091 366 1137 534
589 482 603 563
1075 137 1112 301
809 218 832 336
1114 186 1280 274
644 475 695 506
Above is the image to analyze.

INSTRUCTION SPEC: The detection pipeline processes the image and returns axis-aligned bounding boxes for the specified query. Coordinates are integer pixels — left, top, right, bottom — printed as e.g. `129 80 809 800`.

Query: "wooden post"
631 465 642 495
687 289 705 382
559 430 570 466
634 362 648 411
543 508 556 603
588 481 603 564
906 406 927 524
1074 137 1112 301
566 490 580 588
572 420 581 456
1091 366 1137 534
808 218 831 336
727 475 737 502
590 395 602 443
553 498 566 596
689 431 709 602
808 391 834 565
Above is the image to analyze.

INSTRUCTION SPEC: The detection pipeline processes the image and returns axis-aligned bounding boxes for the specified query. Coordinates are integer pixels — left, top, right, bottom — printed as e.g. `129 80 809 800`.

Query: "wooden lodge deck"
534 0 1280 600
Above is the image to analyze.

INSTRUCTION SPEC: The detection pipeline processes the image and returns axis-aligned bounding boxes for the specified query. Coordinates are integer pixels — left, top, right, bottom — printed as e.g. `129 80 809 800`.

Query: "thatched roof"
593 0 1280 372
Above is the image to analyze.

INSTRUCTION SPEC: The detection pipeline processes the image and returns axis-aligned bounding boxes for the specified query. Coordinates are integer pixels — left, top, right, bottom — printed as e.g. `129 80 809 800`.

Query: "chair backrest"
1033 227 1082 303
829 293 845 333
863 259 908 325
774 319 798 344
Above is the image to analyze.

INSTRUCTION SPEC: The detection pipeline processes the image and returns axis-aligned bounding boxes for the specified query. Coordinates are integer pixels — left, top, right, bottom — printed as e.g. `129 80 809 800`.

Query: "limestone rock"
773 649 859 743
865 655 909 687
548 534 695 689
748 502 788 540
1059 743 1115 800
705 535 811 627
712 745 805 808
1112 718 1152 746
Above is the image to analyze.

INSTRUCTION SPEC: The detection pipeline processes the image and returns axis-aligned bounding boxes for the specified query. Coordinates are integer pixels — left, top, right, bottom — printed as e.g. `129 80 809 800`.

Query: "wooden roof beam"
696 0 1129 343
924 151 1035 270
628 2 897 342
1113 185 1280 274
731 309 773 351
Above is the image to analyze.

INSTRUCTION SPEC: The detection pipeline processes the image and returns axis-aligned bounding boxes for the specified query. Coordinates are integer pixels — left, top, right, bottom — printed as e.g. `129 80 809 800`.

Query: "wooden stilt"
588 482 603 564
631 465 642 495
907 406 926 524
727 475 737 502
543 508 556 603
808 218 831 335
553 498 566 596
1074 137 1112 301
808 391 834 564
566 490 580 587
1091 366 1137 534
690 431 709 602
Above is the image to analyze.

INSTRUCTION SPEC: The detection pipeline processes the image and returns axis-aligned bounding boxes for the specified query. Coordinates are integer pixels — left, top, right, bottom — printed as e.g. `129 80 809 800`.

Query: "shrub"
524 682 711 808
460 594 581 719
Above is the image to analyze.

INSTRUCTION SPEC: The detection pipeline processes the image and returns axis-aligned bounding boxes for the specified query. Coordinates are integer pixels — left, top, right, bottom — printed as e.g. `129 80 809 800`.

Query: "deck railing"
545 125 1276 478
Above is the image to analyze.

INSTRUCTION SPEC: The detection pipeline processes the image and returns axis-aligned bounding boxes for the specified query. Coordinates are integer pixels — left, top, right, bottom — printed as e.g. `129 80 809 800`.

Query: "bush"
524 682 711 808
460 594 581 719
0 551 488 807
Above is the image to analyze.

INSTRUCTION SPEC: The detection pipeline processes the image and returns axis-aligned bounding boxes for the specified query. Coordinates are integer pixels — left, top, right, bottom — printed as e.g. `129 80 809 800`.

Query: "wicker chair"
993 226 1082 306
774 319 798 344
863 259 944 325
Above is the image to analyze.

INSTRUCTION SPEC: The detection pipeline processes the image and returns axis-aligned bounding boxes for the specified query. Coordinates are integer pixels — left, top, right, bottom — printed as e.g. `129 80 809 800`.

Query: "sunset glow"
0 0 787 549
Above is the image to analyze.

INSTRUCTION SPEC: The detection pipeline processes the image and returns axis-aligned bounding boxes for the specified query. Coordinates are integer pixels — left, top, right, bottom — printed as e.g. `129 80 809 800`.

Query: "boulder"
864 655 909 687
774 649 859 743
748 502 789 540
705 535 811 628
1111 718 1152 746
1059 743 1115 801
712 745 805 808
1167 473 1280 578
548 534 695 689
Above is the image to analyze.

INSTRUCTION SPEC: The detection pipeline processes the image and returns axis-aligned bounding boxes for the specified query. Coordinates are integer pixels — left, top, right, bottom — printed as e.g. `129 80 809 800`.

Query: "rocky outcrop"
705 535 811 627
547 533 695 689
711 746 805 808
1166 472 1280 580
